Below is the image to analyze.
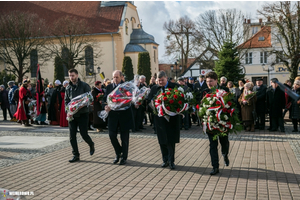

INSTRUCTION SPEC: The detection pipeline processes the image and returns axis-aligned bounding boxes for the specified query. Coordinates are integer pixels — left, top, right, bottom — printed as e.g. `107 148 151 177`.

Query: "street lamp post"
262 63 275 86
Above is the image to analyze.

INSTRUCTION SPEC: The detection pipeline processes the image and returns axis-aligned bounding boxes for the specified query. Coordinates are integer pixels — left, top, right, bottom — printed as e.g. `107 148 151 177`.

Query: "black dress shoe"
40 121 48 125
119 159 127 165
113 154 121 164
69 156 80 163
210 168 219 175
224 155 229 166
161 162 169 168
292 129 298 132
269 129 277 132
169 163 175 170
34 120 40 125
90 143 95 156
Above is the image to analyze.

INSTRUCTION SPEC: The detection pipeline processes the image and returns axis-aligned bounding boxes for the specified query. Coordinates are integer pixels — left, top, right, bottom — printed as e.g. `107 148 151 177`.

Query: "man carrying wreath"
200 71 230 175
147 71 180 170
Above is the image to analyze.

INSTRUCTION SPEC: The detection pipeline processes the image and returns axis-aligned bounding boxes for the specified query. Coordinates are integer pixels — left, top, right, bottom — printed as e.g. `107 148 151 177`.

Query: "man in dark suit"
253 78 267 130
147 71 180 170
103 70 133 165
194 75 208 94
266 78 286 132
200 71 230 175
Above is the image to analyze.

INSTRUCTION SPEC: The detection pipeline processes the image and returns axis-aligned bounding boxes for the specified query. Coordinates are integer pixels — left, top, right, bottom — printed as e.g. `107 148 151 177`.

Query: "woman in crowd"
59 81 69 127
238 82 257 132
48 80 62 125
227 81 235 94
15 79 32 126
289 80 300 132
92 81 106 132
0 85 11 121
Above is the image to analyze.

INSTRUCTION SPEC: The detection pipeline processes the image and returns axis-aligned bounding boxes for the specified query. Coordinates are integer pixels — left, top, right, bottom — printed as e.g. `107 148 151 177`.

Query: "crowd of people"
1 68 300 175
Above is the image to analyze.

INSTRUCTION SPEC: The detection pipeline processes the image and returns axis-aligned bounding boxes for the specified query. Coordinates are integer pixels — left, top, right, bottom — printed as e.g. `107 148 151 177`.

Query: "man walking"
65 68 95 162
200 71 230 175
103 70 133 165
8 81 18 121
147 71 180 170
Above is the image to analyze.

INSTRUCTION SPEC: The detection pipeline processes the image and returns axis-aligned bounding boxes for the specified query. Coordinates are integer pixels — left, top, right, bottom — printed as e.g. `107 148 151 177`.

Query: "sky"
134 1 267 63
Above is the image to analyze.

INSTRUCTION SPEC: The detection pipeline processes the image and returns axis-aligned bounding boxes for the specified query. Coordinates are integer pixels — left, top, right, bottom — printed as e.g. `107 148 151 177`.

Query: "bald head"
112 70 123 85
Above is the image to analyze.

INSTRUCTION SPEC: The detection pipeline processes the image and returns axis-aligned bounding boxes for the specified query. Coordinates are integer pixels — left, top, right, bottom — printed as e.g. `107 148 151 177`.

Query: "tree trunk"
18 64 23 83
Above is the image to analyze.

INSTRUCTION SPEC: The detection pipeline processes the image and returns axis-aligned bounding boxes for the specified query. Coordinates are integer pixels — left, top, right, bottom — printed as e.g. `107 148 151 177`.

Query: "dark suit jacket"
200 85 229 101
147 81 180 144
103 81 134 132
266 86 285 118
194 81 208 101
253 85 267 113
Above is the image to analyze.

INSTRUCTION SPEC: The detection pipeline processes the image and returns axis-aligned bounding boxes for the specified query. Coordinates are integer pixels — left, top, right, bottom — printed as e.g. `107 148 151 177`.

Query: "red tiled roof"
0 1 124 34
238 26 272 49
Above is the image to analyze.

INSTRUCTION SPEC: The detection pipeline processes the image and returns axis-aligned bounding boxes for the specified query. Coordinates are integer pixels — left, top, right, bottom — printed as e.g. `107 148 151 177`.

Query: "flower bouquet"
152 87 192 121
198 88 243 140
244 91 256 100
96 92 105 102
65 92 93 121
132 86 151 106
28 100 37 119
98 82 139 121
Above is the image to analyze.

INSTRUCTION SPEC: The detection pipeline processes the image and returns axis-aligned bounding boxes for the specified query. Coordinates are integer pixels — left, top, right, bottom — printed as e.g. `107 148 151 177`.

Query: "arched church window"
30 49 38 78
85 46 94 76
131 17 136 28
125 18 129 35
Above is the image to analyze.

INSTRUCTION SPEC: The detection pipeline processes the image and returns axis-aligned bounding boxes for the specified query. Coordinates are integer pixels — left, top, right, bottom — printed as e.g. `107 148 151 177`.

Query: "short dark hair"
157 71 167 78
205 71 218 80
68 68 78 74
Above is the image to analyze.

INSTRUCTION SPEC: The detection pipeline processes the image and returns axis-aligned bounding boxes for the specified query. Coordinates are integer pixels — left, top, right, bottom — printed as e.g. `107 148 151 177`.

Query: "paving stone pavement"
0 119 300 199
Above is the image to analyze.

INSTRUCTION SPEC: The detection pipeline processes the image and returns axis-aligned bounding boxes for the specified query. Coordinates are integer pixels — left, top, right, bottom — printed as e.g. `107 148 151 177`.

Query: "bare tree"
195 9 251 56
46 16 102 75
163 16 203 71
0 11 49 82
258 1 300 82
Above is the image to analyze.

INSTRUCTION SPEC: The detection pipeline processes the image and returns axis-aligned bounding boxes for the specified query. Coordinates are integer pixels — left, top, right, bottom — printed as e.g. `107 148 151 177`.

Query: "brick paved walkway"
0 120 300 199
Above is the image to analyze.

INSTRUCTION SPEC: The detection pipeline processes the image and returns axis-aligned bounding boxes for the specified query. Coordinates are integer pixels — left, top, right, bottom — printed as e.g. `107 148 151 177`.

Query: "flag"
36 64 44 116
99 72 105 80
276 80 300 101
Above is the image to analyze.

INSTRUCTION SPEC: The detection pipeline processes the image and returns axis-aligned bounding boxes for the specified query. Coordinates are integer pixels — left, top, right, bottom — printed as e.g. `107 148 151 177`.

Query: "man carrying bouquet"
103 70 133 165
200 71 230 175
147 71 180 170
65 68 95 163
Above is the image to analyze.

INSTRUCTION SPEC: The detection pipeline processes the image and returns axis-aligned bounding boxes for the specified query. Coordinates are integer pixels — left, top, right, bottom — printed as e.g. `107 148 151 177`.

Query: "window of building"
245 52 252 64
30 49 38 78
131 17 136 28
154 50 156 63
85 46 94 76
125 18 129 35
260 51 268 63
258 36 265 41
252 27 258 35
62 48 69 77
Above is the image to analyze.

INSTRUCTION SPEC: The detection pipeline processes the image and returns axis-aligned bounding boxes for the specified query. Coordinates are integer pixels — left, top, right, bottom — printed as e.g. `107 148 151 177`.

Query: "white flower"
206 110 210 115
213 97 218 101
225 104 230 108
138 97 142 101
224 115 228 120
178 87 184 93
207 97 211 101
209 101 213 105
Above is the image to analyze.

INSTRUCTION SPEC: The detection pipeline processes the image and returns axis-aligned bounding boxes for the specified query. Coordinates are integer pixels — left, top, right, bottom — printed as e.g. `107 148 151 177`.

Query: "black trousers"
292 119 300 130
69 113 94 157
109 128 129 160
207 133 229 168
180 113 189 129
271 116 285 131
160 143 175 163
256 112 265 129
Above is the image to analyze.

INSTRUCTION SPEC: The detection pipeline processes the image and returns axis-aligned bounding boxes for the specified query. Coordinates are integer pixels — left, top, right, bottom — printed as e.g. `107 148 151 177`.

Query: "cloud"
135 1 270 63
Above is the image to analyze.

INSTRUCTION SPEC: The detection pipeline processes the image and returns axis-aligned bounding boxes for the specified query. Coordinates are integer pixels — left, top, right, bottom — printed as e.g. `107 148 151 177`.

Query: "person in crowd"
103 70 133 165
65 68 95 162
194 75 208 94
139 75 148 128
34 78 48 125
238 82 257 132
200 71 229 175
45 82 54 111
253 78 267 130
220 76 227 87
13 83 21 117
177 77 190 130
8 81 18 122
15 79 32 126
0 85 12 121
48 80 62 125
59 81 69 127
227 81 235 94
105 80 111 87
235 79 246 121
266 78 286 132
147 76 157 129
289 80 300 132
147 71 180 170
102 78 110 89
92 81 106 132
187 77 195 91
